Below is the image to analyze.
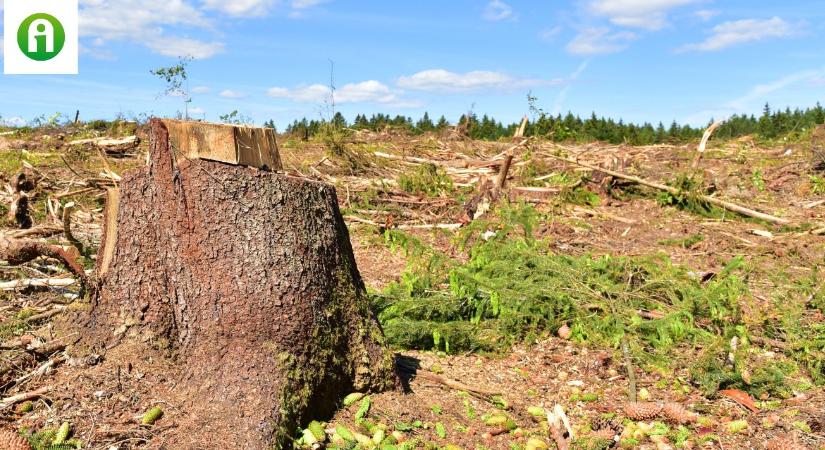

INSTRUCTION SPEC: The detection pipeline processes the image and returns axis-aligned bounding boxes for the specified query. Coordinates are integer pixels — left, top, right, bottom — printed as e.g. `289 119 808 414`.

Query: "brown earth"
0 123 822 449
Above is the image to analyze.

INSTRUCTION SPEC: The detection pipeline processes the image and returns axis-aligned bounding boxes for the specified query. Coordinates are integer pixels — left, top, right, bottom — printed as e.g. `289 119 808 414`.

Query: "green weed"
397 163 453 197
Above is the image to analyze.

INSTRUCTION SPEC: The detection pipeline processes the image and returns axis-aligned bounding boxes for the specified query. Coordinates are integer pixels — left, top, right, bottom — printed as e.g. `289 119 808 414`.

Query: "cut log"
68 135 140 154
83 119 395 448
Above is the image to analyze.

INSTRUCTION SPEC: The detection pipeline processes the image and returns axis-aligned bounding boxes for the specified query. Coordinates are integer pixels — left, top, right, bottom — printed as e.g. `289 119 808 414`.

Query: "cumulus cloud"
144 35 224 59
483 0 513 21
192 86 211 94
588 0 699 30
78 0 330 58
267 80 417 107
201 0 278 17
219 89 247 98
679 17 796 52
79 0 222 59
397 69 559 93
566 28 637 55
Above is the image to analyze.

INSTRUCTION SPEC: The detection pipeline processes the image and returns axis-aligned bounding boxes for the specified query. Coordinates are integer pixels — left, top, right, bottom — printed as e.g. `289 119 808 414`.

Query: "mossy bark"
86 119 396 448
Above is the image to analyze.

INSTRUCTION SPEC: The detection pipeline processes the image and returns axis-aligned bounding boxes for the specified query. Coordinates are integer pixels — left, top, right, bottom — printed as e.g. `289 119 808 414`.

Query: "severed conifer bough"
83 119 396 448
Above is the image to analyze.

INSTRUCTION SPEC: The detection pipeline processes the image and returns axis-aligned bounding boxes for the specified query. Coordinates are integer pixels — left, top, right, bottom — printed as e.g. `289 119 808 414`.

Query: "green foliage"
657 175 725 218
659 234 704 249
219 110 253 125
561 186 601 206
751 170 766 192
374 204 821 396
809 175 825 195
150 57 191 97
397 164 453 197
316 122 353 158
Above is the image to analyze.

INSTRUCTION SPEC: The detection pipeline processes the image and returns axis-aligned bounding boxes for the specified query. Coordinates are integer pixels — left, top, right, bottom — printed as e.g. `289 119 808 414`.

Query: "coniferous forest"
282 102 825 144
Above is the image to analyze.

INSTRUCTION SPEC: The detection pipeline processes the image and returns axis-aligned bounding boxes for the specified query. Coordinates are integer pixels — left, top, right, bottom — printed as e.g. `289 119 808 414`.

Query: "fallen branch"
69 135 139 154
344 215 462 231
7 225 63 239
24 305 68 323
546 405 573 450
692 119 726 169
622 337 638 402
62 202 85 254
0 238 89 294
543 151 792 225
0 386 51 409
0 278 76 290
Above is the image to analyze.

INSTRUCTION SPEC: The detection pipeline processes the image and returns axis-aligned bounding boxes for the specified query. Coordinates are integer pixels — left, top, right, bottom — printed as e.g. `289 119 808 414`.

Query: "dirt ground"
0 123 823 449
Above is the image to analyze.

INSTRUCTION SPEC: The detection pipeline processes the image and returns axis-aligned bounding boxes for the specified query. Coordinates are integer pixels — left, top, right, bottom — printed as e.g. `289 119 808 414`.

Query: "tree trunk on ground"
84 119 396 448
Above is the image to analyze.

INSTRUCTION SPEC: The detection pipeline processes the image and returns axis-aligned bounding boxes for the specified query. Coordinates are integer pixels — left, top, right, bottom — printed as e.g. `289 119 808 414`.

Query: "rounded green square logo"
17 13 66 61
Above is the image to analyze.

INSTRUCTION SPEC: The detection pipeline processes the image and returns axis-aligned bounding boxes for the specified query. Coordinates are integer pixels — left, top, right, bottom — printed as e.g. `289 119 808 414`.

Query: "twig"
344 215 462 231
24 305 68 323
543 150 792 225
0 386 51 409
62 202 85 254
0 238 89 294
0 278 76 291
546 405 572 450
621 338 638 402
692 119 726 169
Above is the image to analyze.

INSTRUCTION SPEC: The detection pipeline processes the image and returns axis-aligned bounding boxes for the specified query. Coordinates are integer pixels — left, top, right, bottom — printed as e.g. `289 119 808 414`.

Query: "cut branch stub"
85 119 395 447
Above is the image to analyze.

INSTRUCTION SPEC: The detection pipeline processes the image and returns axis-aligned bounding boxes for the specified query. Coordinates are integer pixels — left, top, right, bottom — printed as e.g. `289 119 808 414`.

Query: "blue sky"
1 0 825 128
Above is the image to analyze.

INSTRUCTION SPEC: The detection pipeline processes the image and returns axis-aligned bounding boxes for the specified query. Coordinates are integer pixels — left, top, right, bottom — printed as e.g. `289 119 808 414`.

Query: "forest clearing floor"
0 122 823 449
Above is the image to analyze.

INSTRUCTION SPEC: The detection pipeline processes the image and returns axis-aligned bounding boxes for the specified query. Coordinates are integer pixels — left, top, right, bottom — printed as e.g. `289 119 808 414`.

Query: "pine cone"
591 427 617 442
0 429 31 450
623 402 663 420
662 402 698 424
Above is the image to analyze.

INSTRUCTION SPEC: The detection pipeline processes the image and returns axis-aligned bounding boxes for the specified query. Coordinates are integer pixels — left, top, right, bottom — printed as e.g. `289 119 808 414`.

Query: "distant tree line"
282 103 825 145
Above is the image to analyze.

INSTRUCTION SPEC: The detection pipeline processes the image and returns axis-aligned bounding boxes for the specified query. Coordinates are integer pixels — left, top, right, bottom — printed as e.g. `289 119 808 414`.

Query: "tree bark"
85 119 396 448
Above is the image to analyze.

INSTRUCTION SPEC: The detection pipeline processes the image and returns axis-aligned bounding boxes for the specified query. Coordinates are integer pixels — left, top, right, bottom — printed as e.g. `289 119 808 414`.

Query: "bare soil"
0 124 823 449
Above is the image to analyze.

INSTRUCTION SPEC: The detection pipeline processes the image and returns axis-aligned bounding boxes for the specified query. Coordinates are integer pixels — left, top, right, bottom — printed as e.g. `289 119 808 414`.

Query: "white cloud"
397 69 559 93
80 0 222 59
554 61 590 114
684 67 825 124
588 0 699 31
483 0 513 21
267 84 330 103
80 0 209 40
0 37 4 57
727 68 825 111
679 17 795 52
203 0 328 17
566 27 637 55
694 9 719 22
268 80 417 106
145 35 224 59
189 107 206 115
291 0 327 9
1 117 27 127
220 89 247 98
192 86 211 94
201 0 278 17
539 26 563 42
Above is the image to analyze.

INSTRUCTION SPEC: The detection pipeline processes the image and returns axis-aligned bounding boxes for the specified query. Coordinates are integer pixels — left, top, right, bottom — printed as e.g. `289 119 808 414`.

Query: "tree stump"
85 119 396 448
